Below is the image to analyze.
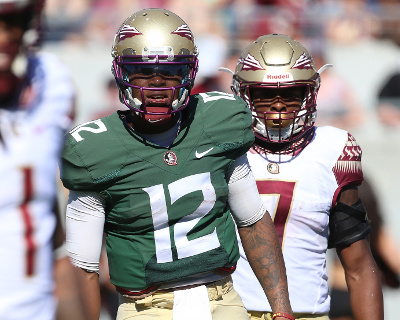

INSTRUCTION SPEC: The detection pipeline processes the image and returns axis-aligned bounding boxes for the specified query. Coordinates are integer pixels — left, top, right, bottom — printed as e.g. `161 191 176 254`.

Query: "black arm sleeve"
328 199 371 249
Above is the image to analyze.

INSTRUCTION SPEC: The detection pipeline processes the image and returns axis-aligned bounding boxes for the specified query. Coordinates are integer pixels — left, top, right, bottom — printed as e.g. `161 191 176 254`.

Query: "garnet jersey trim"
332 132 363 206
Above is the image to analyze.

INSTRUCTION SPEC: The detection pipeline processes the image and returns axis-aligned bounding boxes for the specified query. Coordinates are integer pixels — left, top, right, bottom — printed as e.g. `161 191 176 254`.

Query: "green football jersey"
61 91 254 290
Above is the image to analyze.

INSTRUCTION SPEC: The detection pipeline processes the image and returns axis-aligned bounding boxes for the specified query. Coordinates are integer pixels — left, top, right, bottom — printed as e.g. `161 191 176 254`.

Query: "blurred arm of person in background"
376 72 400 128
312 49 366 131
53 200 89 320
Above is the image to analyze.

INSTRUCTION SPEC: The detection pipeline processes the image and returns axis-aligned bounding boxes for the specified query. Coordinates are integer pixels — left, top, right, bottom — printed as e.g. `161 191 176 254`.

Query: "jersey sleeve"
332 132 364 204
60 116 124 192
61 132 97 191
198 92 254 157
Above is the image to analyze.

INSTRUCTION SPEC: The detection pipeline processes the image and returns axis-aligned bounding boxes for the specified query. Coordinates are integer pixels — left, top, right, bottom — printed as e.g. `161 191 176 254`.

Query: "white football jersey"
232 126 364 314
0 53 74 320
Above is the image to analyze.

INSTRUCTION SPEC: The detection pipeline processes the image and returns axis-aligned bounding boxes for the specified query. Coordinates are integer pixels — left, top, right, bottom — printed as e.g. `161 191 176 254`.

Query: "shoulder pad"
61 115 127 191
196 91 254 155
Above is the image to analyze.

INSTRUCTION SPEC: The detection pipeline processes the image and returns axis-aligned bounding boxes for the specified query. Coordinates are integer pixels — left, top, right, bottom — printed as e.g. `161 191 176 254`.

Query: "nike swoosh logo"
195 147 214 158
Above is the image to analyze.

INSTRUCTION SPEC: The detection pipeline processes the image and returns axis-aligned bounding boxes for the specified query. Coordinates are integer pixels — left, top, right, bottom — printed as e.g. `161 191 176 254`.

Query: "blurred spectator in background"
88 77 123 120
44 0 91 42
359 179 400 290
312 46 366 131
376 71 400 128
216 47 243 93
168 0 229 37
322 0 380 44
98 239 119 320
0 0 86 319
191 34 228 94
375 0 400 48
233 0 306 45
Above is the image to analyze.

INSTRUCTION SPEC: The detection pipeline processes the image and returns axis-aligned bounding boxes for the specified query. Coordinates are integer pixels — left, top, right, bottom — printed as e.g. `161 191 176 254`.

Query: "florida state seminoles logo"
291 52 313 70
171 24 193 40
267 162 279 174
118 24 142 42
239 53 265 71
163 151 178 166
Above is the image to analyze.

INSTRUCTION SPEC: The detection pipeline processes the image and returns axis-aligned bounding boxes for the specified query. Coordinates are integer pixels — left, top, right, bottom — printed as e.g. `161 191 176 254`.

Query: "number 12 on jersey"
143 172 221 264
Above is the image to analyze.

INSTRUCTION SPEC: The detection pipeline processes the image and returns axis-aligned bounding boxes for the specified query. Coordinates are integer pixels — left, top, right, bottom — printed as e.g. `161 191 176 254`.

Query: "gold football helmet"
232 34 322 144
111 8 199 115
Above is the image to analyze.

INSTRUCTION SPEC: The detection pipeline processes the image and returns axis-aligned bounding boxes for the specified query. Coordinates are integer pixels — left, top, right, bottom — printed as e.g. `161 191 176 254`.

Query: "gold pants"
248 310 329 320
117 276 249 320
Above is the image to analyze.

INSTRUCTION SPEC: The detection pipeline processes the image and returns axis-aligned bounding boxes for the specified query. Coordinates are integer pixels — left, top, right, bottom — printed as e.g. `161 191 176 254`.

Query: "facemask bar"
237 79 318 143
112 54 198 114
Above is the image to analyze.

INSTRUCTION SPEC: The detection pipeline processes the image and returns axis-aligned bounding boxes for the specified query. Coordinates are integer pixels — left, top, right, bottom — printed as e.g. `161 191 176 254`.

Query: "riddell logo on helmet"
263 73 293 82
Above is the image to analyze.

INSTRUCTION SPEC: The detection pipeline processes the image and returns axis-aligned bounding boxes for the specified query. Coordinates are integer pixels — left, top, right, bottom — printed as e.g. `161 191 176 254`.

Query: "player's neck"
128 111 180 134
254 138 290 154
254 128 315 155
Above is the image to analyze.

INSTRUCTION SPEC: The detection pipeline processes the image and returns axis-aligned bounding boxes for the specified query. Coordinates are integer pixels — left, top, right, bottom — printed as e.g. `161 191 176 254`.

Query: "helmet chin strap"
123 87 142 115
268 124 293 142
171 89 188 110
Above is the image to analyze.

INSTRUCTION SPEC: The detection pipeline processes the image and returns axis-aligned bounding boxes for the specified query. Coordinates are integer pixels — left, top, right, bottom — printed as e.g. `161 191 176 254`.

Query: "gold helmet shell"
112 8 198 59
232 34 321 145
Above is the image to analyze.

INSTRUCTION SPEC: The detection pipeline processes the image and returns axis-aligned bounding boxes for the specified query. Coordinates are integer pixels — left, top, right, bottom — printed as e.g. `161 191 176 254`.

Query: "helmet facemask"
238 81 318 143
112 49 198 116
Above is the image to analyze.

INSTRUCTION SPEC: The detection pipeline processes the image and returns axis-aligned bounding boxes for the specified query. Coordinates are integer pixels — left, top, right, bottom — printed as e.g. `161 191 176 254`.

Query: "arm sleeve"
227 154 266 227
66 190 106 273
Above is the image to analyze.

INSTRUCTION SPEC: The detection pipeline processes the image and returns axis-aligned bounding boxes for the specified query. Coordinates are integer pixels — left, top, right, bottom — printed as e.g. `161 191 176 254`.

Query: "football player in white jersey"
229 34 384 320
0 1 86 319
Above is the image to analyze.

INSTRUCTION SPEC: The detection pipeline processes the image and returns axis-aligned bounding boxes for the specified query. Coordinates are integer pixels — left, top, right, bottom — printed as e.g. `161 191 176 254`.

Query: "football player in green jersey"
60 8 293 320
